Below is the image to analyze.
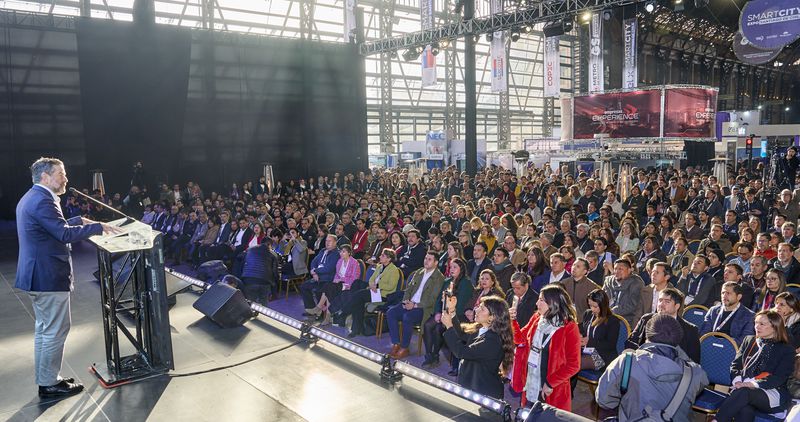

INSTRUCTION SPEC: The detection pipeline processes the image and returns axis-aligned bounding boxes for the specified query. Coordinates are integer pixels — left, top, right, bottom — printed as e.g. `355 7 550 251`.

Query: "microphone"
69 187 136 225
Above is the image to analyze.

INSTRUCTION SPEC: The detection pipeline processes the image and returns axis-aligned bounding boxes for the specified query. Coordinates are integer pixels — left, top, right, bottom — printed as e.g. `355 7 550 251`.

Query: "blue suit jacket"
699 304 756 345
532 270 570 293
15 185 103 292
309 248 340 283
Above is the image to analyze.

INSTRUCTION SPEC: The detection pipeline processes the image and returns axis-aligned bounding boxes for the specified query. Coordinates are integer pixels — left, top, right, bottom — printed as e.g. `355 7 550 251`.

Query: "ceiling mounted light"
644 0 656 12
510 31 521 42
579 10 592 24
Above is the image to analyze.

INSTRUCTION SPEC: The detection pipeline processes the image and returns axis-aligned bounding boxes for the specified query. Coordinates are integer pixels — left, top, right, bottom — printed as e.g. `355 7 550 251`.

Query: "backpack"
605 351 694 422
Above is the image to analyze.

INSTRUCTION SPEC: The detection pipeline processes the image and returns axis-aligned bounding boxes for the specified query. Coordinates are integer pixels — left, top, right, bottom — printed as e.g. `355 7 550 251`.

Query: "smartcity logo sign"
740 0 800 49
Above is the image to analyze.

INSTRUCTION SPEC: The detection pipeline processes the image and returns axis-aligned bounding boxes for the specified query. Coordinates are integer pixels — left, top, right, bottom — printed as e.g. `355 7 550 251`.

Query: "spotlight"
521 25 531 33
402 47 421 62
672 0 684 11
431 43 440 56
486 32 493 42
757 105 763 110
644 0 656 12
787 107 792 112
440 39 450 48
579 10 592 24
473 34 480 42
390 50 398 58
543 18 573 37
510 31 521 42
602 10 612 20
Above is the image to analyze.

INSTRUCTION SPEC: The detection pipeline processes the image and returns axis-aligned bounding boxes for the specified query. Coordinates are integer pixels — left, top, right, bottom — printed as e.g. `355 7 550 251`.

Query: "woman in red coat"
509 283 581 412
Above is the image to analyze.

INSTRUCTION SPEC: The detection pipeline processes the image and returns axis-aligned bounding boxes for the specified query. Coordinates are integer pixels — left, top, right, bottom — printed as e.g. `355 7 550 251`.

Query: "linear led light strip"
393 361 507 414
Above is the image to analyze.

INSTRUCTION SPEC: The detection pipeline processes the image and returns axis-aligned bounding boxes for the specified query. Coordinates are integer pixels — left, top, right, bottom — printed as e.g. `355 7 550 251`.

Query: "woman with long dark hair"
579 289 620 372
713 310 795 422
510 284 581 411
524 247 549 279
441 295 515 400
774 291 800 352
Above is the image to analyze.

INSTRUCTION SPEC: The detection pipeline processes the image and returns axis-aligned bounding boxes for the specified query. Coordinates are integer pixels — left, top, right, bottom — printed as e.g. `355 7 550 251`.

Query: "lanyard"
713 304 739 332
742 340 764 376
689 274 703 296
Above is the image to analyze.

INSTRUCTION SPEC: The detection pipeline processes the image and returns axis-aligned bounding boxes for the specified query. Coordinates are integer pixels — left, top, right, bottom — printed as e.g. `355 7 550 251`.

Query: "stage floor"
0 238 693 422
0 241 510 422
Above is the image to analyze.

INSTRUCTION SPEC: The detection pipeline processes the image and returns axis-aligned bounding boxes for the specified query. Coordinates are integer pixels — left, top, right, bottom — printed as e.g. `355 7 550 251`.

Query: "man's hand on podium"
101 223 125 235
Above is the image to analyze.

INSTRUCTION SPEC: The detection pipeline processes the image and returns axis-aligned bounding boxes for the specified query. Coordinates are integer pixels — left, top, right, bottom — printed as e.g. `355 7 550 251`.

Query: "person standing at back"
16 157 120 399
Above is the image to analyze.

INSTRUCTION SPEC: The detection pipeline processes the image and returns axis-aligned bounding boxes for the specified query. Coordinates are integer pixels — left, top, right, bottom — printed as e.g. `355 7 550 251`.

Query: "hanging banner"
491 34 507 93
740 0 800 50
733 31 783 65
663 87 718 138
420 0 436 87
544 36 560 98
573 90 662 139
489 0 506 93
344 0 357 42
589 12 604 93
622 18 638 89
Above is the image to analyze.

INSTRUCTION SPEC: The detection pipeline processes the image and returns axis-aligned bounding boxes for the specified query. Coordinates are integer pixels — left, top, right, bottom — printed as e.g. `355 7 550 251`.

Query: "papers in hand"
89 217 156 252
370 289 382 303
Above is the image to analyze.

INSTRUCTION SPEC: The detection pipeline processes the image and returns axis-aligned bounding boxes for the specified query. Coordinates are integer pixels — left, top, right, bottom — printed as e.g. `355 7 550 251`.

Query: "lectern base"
90 355 168 388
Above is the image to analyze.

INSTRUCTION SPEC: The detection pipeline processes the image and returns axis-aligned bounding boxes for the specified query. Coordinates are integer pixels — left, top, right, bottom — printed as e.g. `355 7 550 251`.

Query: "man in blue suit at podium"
15 157 119 399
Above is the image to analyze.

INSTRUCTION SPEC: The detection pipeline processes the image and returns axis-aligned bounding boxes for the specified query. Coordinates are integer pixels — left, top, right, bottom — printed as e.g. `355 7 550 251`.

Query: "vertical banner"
544 36 560 97
489 0 506 93
622 18 638 89
420 0 436 87
491 35 507 93
589 12 604 93
344 0 356 42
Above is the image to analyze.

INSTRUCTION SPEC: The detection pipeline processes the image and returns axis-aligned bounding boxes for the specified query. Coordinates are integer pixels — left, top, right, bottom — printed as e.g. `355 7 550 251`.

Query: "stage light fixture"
579 10 592 24
521 24 531 33
393 361 507 414
486 32 493 42
307 327 384 363
603 10 612 20
787 106 792 112
510 31 521 42
543 18 573 37
644 1 656 12
402 47 421 62
672 0 684 11
431 43 440 56
390 50 398 58
440 39 450 48
757 105 763 110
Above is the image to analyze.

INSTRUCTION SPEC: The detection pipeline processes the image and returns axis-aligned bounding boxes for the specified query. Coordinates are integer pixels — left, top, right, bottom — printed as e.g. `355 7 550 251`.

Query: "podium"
88 218 175 387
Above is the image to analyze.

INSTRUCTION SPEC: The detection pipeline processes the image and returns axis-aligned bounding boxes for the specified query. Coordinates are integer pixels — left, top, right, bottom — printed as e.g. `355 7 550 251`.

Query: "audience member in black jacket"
627 288 701 363
715 311 795 422
775 292 800 352
579 289 620 371
505 272 538 328
442 295 514 400
239 237 280 304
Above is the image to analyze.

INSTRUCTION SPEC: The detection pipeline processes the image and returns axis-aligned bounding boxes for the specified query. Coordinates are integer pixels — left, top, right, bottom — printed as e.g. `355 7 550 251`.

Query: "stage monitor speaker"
192 283 252 328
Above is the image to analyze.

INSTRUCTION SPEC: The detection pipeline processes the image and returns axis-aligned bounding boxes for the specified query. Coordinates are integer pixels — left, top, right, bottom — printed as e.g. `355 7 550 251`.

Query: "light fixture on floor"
393 361 509 416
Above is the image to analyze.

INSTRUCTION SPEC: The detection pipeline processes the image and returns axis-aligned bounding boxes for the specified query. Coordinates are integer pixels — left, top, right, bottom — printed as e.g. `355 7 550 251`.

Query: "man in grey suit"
15 158 120 399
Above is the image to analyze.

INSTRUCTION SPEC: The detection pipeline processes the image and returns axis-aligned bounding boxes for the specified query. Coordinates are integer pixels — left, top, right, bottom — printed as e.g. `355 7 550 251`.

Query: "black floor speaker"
192 283 252 328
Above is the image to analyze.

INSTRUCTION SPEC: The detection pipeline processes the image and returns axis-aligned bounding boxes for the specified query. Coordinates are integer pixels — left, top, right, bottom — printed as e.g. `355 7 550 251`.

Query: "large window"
0 0 574 152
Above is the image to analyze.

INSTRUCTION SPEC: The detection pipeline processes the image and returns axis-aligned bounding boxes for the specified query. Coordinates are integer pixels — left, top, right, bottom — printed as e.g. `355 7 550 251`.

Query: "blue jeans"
386 303 423 348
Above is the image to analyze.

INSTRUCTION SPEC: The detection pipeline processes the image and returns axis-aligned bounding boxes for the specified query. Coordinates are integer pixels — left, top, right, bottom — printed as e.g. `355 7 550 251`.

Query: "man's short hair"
511 272 530 286
494 247 509 258
725 263 744 276
550 253 565 263
474 241 489 252
653 262 672 279
694 254 710 267
614 259 632 269
30 157 63 184
660 287 684 307
722 281 743 295
738 242 754 252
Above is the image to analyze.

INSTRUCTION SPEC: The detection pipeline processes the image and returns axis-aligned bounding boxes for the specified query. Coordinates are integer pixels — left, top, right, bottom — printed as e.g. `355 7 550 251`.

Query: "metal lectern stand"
88 222 174 387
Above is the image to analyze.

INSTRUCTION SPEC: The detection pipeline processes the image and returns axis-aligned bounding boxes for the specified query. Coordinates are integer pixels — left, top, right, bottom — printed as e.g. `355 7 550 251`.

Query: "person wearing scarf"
752 269 786 312
510 284 581 411
491 247 515 292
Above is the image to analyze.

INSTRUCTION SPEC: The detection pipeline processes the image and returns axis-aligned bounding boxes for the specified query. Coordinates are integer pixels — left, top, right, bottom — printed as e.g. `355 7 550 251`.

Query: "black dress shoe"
59 377 75 384
39 380 84 398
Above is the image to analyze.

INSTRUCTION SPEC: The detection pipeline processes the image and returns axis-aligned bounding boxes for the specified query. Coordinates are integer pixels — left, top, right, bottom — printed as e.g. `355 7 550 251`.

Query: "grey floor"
0 242 499 422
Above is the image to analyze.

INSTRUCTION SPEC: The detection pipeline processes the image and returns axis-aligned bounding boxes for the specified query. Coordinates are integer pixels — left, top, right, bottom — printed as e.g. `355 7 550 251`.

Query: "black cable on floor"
168 340 303 378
